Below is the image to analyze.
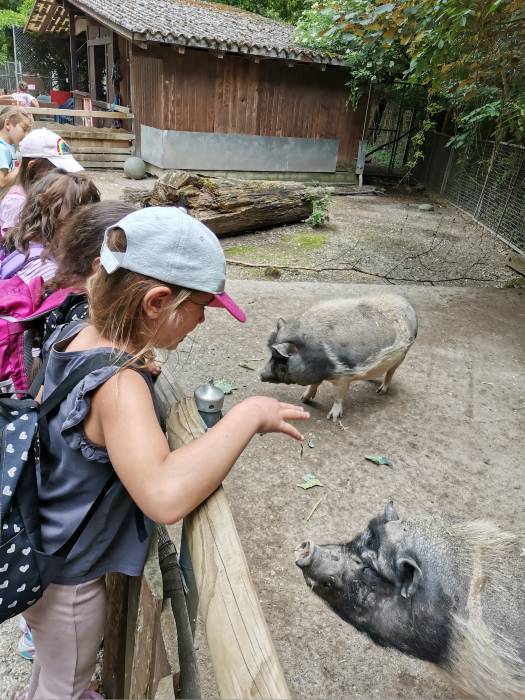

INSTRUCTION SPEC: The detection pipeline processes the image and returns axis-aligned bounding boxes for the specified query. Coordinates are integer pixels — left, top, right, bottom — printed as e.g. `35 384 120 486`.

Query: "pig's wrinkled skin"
296 503 525 699
259 294 417 421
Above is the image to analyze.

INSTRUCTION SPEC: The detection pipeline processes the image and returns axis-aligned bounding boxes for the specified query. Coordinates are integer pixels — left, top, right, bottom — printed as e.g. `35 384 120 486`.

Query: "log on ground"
125 171 326 236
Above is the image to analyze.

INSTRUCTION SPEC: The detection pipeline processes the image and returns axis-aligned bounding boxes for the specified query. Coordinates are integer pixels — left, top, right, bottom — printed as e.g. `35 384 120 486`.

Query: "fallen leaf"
365 455 393 466
210 378 237 394
297 473 324 490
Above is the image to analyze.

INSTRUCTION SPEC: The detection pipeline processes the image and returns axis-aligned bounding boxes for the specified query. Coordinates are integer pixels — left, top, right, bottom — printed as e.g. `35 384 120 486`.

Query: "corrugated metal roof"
26 0 343 65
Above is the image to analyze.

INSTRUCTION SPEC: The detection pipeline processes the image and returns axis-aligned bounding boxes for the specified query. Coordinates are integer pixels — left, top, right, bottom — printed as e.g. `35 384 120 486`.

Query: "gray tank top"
39 324 156 584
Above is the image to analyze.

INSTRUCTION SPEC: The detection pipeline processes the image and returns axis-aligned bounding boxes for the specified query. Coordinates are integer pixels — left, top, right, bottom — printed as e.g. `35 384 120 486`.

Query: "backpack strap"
28 321 87 398
53 472 118 560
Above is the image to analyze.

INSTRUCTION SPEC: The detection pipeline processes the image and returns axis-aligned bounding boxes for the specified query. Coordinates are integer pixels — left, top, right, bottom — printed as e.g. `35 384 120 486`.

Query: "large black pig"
296 503 525 698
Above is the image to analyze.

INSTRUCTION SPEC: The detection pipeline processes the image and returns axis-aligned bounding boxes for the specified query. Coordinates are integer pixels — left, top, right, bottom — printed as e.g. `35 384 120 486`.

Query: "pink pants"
23 577 106 700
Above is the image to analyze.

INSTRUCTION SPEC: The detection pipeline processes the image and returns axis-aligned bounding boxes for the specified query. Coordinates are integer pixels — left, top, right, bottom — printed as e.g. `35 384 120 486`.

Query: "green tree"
0 0 32 63
296 0 525 147
209 0 308 24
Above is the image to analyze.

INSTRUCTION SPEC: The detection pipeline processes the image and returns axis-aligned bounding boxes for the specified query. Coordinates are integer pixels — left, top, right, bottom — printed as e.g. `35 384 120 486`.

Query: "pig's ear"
276 318 287 331
384 501 399 522
271 342 297 358
396 557 422 599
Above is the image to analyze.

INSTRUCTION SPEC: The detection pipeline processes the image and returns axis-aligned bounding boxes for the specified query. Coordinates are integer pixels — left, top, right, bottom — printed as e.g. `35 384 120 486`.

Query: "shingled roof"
27 0 342 65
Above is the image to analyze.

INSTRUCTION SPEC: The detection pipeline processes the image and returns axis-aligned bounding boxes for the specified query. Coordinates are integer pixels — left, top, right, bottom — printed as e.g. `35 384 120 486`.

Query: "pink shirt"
0 184 26 238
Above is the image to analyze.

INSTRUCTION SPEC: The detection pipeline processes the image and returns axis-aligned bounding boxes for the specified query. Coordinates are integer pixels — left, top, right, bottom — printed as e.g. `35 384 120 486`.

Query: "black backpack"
0 352 121 623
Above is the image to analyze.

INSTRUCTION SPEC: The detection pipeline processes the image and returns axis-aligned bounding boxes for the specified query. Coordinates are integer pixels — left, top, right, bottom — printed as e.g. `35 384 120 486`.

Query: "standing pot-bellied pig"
259 293 417 421
296 503 525 698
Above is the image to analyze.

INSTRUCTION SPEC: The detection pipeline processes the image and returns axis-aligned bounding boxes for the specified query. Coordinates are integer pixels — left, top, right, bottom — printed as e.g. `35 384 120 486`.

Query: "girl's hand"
242 396 309 441
145 360 161 376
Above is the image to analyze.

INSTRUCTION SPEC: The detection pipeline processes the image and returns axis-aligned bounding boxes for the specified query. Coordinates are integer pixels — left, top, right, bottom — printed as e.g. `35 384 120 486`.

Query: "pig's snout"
296 540 317 569
258 363 278 383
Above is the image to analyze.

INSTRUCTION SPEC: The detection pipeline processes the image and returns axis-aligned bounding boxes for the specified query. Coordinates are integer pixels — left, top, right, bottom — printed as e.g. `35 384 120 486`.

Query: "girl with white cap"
0 128 84 241
16 206 309 700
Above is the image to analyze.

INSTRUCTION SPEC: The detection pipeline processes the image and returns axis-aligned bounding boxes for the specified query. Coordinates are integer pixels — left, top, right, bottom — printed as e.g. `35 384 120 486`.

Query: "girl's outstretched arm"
88 369 309 524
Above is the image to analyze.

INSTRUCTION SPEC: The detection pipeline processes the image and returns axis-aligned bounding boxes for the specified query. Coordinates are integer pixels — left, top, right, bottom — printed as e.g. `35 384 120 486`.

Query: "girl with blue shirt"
19 206 309 699
0 106 31 188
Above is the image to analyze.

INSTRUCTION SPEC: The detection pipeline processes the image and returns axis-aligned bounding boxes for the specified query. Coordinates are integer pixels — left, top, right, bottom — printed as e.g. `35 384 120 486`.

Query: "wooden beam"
72 145 134 154
26 106 133 119
68 9 77 91
163 394 291 700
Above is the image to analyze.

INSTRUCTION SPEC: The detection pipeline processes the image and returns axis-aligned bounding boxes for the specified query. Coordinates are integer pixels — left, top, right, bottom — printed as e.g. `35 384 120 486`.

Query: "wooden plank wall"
130 46 364 168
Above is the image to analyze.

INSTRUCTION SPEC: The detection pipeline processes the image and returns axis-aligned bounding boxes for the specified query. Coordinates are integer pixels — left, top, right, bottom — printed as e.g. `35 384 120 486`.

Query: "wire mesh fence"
416 133 525 254
366 101 422 171
5 27 61 94
0 61 19 93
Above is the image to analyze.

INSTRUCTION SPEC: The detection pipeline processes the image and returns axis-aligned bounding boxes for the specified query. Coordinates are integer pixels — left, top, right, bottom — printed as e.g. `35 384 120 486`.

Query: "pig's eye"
351 555 362 565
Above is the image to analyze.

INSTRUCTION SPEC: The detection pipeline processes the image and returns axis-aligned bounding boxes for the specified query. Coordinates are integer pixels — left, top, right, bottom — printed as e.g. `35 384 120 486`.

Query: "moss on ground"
287 232 328 249
225 245 259 257
223 228 327 280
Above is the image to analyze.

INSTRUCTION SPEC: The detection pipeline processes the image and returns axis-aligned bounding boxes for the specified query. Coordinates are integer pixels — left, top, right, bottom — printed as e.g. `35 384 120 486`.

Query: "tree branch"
225 258 497 284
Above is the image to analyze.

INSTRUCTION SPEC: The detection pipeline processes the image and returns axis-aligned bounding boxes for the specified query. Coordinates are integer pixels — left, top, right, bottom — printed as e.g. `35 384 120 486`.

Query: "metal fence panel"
418 133 525 254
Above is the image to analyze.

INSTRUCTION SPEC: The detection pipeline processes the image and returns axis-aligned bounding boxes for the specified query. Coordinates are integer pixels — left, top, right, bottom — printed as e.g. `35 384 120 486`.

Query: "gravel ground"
219 190 515 288
92 170 516 289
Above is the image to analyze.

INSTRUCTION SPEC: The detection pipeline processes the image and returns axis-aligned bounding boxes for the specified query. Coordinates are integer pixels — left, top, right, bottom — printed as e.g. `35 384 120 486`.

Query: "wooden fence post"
165 397 291 699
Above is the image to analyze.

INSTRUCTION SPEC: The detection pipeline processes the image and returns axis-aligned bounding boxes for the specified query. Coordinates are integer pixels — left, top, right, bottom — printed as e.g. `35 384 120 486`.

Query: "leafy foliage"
306 191 331 227
0 0 70 88
211 0 308 23
296 0 525 147
0 0 32 63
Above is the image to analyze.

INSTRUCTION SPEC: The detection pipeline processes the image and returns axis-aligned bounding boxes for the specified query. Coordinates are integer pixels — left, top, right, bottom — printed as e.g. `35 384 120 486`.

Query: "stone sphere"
123 156 146 180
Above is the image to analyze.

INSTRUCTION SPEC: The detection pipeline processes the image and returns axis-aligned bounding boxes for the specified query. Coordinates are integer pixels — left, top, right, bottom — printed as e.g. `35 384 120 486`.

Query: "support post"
68 11 78 91
162 393 291 699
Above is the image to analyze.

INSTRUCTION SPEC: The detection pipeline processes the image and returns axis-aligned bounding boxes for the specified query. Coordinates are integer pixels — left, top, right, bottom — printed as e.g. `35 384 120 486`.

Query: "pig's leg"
327 377 351 421
301 383 320 403
376 363 400 394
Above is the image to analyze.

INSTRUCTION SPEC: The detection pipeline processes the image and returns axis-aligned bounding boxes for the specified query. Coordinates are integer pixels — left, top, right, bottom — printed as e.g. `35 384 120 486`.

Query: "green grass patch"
286 232 328 250
225 245 258 257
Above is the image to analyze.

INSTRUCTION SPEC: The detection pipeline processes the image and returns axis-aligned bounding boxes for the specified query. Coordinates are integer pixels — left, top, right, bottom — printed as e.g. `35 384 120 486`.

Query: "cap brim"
208 292 246 322
47 155 84 172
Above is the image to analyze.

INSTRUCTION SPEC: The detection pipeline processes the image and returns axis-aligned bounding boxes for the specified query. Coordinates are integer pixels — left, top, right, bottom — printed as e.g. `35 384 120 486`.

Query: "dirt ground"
171 279 524 699
0 170 523 698
92 170 517 289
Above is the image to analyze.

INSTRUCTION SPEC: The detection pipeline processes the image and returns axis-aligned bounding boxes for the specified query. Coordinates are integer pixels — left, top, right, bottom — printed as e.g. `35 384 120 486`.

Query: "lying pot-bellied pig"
259 294 417 421
296 503 525 699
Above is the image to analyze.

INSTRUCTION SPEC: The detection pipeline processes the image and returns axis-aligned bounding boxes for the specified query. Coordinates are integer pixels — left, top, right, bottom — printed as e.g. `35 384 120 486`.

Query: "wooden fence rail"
26 106 133 120
101 368 290 699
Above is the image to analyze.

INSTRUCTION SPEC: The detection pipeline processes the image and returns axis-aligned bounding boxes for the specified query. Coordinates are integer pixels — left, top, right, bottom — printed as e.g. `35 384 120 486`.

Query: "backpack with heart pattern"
0 353 119 623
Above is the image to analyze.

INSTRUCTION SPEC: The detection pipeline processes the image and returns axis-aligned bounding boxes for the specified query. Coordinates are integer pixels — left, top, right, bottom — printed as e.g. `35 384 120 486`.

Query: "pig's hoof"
301 386 317 403
376 383 389 394
327 405 343 421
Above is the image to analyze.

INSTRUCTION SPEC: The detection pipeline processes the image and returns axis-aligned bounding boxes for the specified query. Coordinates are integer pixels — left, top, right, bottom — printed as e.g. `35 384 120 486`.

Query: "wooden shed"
27 0 364 178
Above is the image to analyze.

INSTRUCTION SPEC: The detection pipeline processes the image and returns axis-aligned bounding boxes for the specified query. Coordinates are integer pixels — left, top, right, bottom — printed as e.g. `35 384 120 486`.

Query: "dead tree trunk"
125 171 322 236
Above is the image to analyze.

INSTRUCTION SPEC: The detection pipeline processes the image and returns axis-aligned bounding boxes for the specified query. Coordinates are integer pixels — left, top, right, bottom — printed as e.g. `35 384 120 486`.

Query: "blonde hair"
88 227 192 367
0 105 30 130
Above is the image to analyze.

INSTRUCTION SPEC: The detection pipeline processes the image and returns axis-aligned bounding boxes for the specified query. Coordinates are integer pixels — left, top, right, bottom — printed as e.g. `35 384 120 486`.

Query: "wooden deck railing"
25 106 133 121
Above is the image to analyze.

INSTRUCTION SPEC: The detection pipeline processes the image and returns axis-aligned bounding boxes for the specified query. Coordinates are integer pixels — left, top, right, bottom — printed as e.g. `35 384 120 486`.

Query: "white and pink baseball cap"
100 207 246 322
19 128 83 172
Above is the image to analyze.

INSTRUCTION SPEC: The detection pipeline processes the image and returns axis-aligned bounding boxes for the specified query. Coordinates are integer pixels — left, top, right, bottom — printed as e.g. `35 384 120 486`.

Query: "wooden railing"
25 106 133 121
101 368 291 699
